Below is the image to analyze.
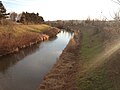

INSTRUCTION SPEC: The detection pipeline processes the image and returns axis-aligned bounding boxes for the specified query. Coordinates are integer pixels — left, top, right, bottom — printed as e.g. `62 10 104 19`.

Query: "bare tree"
110 0 120 21
112 0 120 5
0 1 6 19
10 12 17 21
113 10 120 21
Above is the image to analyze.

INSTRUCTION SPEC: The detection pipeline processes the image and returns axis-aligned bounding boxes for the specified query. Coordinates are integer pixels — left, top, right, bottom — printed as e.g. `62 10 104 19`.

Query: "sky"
2 0 120 21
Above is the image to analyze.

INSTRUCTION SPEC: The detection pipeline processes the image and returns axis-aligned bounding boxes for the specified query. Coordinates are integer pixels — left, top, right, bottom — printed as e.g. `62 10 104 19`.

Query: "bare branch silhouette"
112 0 120 5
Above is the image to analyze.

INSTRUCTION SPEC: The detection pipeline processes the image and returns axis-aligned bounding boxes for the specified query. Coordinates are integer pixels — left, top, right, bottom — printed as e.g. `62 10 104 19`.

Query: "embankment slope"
0 24 60 56
39 21 120 90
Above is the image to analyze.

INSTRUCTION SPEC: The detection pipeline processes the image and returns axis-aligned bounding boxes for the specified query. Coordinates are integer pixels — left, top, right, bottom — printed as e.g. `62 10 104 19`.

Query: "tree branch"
112 0 120 5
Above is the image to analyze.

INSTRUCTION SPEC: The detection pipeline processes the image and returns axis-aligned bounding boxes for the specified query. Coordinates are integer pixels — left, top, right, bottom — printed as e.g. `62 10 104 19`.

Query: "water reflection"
62 29 73 38
0 30 73 90
0 43 40 74
49 36 58 41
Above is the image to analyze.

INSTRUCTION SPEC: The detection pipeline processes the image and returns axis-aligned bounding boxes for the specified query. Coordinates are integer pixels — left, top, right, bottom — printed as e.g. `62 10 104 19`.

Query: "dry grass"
0 24 51 55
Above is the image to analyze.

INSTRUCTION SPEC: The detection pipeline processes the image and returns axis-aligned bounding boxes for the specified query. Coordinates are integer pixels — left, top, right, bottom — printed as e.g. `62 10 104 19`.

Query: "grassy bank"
80 26 104 61
37 21 120 90
77 23 120 90
0 24 58 56
77 25 104 89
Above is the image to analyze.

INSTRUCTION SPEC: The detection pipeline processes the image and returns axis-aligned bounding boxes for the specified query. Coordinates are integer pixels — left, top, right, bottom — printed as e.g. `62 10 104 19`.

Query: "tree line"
0 1 44 24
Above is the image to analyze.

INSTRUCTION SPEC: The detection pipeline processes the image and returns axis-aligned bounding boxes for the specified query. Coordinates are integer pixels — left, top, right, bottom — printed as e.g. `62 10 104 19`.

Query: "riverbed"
0 30 73 90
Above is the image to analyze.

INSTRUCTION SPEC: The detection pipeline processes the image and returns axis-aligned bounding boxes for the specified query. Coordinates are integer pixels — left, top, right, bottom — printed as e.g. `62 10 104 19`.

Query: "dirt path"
38 30 81 90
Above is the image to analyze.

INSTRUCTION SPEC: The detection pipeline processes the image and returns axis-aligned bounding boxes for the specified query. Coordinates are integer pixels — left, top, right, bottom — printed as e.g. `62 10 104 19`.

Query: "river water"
0 30 73 90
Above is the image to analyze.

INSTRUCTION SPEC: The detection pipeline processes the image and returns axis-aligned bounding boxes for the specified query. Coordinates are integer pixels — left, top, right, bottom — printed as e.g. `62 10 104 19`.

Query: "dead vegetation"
38 30 81 90
0 22 60 56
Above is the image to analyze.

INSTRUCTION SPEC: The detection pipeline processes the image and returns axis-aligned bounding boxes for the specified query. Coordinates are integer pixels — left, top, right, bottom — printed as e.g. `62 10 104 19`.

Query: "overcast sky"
2 0 120 20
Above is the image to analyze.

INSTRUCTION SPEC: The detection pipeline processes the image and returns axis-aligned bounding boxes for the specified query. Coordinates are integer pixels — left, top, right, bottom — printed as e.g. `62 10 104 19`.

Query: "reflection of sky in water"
0 30 73 90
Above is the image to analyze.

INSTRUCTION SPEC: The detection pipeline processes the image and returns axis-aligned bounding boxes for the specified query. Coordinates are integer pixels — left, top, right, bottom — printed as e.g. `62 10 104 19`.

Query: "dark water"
0 30 73 90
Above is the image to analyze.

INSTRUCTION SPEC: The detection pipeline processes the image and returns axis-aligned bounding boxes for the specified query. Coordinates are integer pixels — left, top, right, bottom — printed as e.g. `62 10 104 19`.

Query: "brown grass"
0 23 51 56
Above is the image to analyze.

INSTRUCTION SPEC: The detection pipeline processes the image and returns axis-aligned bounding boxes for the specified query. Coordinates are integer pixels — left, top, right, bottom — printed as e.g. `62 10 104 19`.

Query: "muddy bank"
38 30 81 90
0 27 60 56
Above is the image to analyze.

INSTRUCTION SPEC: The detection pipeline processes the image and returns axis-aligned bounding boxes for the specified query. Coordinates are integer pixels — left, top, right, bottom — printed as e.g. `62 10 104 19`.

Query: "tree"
112 0 120 5
19 12 44 24
0 1 6 19
10 12 17 21
111 0 120 21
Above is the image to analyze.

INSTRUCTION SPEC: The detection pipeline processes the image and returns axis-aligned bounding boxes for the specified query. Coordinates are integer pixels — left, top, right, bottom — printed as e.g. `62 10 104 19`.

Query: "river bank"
38 21 120 90
0 24 60 56
0 30 72 90
38 29 81 90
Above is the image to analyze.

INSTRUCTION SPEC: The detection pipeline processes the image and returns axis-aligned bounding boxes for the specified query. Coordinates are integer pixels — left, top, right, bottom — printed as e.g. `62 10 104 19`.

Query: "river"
0 30 73 90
